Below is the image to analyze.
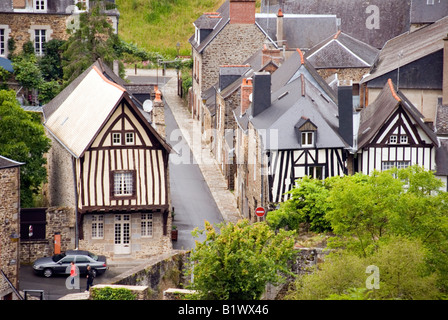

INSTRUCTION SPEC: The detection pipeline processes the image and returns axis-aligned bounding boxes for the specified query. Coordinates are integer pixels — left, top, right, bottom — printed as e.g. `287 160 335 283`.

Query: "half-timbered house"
234 50 349 219
43 60 172 259
355 79 439 174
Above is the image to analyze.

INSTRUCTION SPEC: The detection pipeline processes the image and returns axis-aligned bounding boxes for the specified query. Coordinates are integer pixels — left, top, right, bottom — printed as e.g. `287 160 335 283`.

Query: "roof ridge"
92 65 126 92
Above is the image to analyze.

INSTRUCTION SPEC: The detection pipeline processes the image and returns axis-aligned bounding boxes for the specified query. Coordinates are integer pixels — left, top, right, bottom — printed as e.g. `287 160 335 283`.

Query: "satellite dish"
249 93 253 102
143 99 153 113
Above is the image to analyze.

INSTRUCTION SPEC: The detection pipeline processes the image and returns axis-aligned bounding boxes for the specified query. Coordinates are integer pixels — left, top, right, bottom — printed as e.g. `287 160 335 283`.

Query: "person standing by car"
86 265 95 291
70 261 77 286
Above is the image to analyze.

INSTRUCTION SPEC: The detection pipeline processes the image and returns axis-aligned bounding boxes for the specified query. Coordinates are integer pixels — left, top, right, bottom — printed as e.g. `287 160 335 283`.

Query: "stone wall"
0 166 21 299
79 212 172 260
0 13 71 57
201 24 267 92
44 130 76 208
108 248 327 300
20 206 75 264
107 250 189 300
317 67 370 83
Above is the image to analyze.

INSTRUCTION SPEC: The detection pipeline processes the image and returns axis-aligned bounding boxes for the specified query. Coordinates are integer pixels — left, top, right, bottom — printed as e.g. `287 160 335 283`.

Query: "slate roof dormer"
305 31 379 69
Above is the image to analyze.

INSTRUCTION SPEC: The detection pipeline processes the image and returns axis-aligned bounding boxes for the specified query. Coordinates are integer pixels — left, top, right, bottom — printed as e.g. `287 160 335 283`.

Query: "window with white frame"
301 131 314 147
141 213 153 237
113 171 134 197
34 29 46 56
400 135 408 144
382 161 411 171
112 132 121 145
34 0 47 12
389 135 398 144
92 215 104 239
125 132 135 145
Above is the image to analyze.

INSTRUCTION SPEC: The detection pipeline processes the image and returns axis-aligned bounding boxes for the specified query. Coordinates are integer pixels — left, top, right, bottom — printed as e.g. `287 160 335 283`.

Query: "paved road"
19 264 130 300
126 69 224 249
165 96 224 250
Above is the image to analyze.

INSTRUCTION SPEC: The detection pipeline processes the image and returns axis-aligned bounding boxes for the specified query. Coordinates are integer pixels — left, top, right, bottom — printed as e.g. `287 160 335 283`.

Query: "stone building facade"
189 0 271 134
0 155 23 300
43 61 173 260
0 0 119 58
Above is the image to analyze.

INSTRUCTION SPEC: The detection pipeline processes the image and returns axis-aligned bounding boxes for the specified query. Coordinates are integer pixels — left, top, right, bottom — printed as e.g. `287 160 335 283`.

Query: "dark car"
33 250 107 278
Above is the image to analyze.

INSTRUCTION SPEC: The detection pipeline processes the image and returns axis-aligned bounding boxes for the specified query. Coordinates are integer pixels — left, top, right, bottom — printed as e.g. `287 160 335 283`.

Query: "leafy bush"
90 287 136 300
266 176 333 232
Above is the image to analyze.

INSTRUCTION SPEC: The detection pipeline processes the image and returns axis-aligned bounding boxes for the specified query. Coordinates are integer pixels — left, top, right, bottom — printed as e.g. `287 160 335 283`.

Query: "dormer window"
34 0 47 12
295 116 317 148
301 132 314 147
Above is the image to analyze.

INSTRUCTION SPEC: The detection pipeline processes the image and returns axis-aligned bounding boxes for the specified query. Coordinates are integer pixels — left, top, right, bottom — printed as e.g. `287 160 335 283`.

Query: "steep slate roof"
244 51 346 150
43 60 171 159
305 31 379 69
260 0 411 49
189 1 276 53
410 0 448 24
250 75 346 151
255 13 338 50
270 49 337 102
189 1 230 53
357 79 439 149
362 16 448 84
0 155 24 169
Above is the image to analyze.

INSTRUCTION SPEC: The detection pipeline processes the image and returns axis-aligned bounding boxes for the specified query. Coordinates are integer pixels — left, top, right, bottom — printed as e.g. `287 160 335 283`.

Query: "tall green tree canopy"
186 220 296 300
0 90 51 207
62 2 122 83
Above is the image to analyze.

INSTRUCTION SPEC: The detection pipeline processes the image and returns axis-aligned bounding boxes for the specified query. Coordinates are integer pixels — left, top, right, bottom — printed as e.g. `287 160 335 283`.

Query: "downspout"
72 156 79 249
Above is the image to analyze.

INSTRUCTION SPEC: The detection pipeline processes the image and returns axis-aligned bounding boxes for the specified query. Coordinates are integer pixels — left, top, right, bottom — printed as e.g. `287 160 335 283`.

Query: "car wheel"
43 268 53 278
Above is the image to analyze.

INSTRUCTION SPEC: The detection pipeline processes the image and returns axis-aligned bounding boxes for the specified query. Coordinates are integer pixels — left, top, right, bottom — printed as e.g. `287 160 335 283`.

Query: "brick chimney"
443 34 448 105
261 44 283 69
229 0 256 24
241 78 253 115
276 8 284 48
153 86 165 138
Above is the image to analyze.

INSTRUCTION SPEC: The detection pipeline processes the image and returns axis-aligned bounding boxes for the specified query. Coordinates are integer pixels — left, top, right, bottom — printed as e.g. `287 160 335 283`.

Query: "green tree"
287 236 440 300
12 51 43 91
38 39 65 82
325 166 448 292
186 220 296 300
62 1 122 84
0 89 51 207
266 176 333 232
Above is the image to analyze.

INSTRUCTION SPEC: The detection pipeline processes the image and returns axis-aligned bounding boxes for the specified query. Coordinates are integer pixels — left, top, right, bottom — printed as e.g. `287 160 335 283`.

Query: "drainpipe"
72 156 79 249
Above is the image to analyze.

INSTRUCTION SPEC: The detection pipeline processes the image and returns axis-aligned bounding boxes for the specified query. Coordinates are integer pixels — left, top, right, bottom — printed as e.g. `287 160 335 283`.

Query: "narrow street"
127 69 226 250
164 92 224 250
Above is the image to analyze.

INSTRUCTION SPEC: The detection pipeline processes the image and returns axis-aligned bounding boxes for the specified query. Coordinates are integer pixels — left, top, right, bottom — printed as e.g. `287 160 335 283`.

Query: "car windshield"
87 252 98 261
52 253 66 262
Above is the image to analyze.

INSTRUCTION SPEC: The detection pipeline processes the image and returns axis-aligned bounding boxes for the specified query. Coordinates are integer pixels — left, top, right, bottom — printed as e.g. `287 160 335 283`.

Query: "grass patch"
116 0 226 58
